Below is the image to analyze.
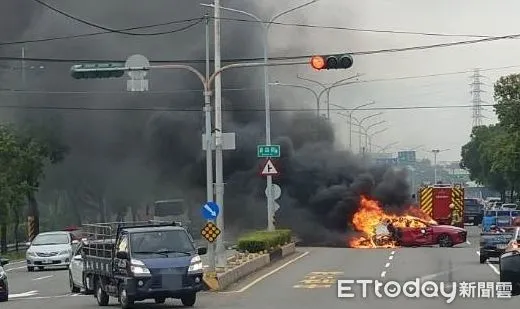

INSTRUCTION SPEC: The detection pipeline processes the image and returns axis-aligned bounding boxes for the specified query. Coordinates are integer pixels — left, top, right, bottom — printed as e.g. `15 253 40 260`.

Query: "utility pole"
203 14 216 273
213 0 226 268
432 149 439 183
470 68 485 128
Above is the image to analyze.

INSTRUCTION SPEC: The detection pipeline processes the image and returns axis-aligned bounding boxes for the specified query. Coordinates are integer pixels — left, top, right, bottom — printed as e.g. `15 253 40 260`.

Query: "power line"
30 0 204 36
216 17 492 38
0 104 497 112
0 64 519 91
0 18 205 46
2 28 520 64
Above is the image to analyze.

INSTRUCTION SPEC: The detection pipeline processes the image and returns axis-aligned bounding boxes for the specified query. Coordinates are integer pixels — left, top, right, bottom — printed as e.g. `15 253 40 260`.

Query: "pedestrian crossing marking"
293 271 343 289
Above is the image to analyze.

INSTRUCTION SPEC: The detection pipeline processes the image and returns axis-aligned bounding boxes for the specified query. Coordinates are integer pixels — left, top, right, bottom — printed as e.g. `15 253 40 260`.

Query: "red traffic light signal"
310 54 353 70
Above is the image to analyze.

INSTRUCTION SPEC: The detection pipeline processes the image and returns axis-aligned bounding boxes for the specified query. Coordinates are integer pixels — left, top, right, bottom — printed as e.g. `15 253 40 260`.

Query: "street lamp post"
333 101 375 149
366 127 388 152
352 113 383 153
362 121 386 152
297 74 363 119
431 148 450 183
202 0 320 234
270 78 360 117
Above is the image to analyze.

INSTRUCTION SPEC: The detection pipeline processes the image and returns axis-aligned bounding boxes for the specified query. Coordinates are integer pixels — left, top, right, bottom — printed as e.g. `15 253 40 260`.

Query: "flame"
348 196 438 248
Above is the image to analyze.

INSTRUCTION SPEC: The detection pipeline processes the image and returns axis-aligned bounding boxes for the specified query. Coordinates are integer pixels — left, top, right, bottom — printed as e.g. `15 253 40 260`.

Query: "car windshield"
32 233 69 245
130 230 195 257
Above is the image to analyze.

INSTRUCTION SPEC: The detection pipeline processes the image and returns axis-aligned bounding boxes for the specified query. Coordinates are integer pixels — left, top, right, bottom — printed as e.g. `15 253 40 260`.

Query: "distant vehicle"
81 221 206 308
151 199 191 229
25 231 79 271
394 221 467 247
499 227 520 296
486 197 501 205
479 226 516 263
0 258 9 302
418 184 465 227
482 210 520 231
464 198 484 225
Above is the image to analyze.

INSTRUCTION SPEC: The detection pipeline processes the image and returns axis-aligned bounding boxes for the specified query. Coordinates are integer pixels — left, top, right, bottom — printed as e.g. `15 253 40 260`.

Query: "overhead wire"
0 104 497 112
30 0 204 36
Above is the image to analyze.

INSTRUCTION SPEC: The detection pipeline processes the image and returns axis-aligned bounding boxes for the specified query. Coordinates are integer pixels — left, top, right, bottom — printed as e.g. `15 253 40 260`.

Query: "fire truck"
418 183 465 228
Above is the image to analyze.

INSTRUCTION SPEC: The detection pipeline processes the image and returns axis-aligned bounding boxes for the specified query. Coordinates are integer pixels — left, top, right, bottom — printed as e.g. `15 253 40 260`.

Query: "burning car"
349 196 467 248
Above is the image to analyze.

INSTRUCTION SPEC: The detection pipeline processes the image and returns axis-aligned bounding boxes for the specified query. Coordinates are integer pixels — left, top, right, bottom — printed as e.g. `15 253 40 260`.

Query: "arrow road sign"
265 184 282 200
261 159 279 176
273 201 280 212
201 201 220 220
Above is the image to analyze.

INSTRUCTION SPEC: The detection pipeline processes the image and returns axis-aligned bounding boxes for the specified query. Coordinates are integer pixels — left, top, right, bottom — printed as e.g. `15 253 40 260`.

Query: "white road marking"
6 265 27 272
476 251 500 275
380 271 386 278
466 240 471 245
7 260 26 265
388 255 393 260
32 275 53 281
385 262 390 268
390 250 395 255
11 293 90 301
218 251 310 294
9 290 38 299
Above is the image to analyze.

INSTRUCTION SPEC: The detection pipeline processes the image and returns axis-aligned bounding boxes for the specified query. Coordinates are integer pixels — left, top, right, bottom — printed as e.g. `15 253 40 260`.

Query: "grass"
2 250 26 261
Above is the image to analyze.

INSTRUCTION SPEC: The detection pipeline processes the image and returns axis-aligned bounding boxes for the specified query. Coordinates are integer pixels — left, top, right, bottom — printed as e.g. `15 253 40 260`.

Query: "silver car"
26 231 79 271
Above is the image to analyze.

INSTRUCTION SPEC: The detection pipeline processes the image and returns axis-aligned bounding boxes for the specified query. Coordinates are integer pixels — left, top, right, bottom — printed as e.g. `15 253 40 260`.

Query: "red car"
396 224 467 247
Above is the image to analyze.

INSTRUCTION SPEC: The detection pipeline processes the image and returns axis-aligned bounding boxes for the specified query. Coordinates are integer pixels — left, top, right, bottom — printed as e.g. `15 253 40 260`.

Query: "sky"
3 0 520 164
265 0 520 162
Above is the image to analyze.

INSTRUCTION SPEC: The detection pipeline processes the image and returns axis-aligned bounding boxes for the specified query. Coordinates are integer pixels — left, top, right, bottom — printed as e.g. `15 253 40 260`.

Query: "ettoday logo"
337 279 512 303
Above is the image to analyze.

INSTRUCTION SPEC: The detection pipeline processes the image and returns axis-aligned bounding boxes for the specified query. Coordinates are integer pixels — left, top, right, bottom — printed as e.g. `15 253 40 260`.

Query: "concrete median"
204 242 296 291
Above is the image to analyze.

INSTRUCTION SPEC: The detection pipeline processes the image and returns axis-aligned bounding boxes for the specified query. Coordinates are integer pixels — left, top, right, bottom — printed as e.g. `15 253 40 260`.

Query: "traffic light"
70 63 126 79
310 54 353 70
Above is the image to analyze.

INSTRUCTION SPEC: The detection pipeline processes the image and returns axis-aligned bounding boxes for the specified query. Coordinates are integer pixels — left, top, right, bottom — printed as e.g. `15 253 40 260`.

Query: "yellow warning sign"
293 271 343 289
201 222 221 243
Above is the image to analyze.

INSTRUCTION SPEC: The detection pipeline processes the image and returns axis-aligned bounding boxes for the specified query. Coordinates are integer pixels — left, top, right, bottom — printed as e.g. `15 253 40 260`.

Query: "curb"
205 242 296 291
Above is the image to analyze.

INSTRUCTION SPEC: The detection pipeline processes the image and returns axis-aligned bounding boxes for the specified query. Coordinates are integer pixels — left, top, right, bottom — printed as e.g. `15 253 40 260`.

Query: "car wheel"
27 266 34 272
119 285 134 309
37 266 44 271
0 293 7 302
69 271 80 293
180 293 196 307
95 280 109 306
479 255 487 264
438 234 453 247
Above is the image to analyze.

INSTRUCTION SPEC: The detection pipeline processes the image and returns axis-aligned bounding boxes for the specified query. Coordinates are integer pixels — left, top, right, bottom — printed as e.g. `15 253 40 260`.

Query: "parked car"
26 231 79 271
499 227 520 295
0 258 9 302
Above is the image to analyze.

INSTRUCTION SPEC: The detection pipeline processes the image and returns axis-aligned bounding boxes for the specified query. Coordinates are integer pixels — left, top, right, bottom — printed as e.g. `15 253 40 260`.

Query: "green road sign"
398 151 416 163
257 145 280 158
70 63 126 79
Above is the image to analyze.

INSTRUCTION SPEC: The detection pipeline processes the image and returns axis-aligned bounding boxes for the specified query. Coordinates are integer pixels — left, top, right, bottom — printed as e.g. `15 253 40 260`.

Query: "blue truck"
81 221 207 308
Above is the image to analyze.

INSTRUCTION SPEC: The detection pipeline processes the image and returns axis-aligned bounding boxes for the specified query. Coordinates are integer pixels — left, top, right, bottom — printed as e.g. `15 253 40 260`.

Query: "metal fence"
6 242 28 252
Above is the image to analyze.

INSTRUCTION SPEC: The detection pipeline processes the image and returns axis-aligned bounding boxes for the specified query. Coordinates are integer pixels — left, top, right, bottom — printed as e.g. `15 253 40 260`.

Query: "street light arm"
269 0 319 26
359 112 383 126
269 82 319 101
366 120 386 132
369 127 388 136
200 4 262 23
296 74 326 88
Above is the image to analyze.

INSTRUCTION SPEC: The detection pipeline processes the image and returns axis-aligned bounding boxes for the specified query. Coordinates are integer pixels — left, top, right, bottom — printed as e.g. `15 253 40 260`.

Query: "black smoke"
0 0 412 244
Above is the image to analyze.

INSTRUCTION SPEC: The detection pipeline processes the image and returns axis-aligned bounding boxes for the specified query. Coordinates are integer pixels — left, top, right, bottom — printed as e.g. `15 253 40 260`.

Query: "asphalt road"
3 226 520 308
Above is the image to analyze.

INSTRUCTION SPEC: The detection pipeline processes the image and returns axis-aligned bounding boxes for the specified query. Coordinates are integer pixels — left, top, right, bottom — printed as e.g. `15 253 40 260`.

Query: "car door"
409 227 433 246
70 244 83 286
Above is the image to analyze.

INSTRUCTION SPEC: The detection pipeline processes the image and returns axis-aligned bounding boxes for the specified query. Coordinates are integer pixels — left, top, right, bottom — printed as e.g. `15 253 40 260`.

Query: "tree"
17 122 69 239
494 73 520 130
0 124 31 252
460 125 510 196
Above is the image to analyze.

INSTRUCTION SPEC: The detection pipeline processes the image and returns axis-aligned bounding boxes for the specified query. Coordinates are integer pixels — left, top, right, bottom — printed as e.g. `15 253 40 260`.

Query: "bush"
237 229 292 253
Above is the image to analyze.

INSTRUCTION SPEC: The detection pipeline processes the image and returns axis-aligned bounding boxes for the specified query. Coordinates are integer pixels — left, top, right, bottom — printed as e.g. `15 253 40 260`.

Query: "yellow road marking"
293 271 343 289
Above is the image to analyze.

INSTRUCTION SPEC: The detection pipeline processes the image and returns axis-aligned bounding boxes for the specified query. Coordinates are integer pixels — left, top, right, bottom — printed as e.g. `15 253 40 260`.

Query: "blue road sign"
201 201 220 220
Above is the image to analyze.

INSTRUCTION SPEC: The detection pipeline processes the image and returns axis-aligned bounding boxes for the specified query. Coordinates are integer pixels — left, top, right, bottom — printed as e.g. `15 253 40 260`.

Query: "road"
3 226 520 308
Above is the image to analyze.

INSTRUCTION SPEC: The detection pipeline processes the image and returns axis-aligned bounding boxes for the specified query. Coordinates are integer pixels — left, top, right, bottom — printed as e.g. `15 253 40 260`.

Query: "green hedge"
237 229 292 253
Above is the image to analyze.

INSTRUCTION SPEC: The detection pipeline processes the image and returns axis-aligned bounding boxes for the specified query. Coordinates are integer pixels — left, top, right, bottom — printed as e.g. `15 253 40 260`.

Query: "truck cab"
82 221 206 308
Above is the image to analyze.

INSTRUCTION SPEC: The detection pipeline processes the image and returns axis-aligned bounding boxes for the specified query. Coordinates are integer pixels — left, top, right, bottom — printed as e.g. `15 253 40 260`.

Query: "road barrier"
204 242 296 291
6 242 28 252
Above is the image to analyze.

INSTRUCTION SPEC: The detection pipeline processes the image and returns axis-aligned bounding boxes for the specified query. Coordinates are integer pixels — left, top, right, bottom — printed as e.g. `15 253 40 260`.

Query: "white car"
26 231 79 271
69 241 84 293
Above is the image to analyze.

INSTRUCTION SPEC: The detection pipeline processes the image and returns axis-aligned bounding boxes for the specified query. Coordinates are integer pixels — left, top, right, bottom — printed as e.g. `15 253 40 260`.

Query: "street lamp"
297 74 363 119
334 101 375 149
362 122 386 152
201 0 320 234
352 113 383 153
431 148 450 183
365 127 388 152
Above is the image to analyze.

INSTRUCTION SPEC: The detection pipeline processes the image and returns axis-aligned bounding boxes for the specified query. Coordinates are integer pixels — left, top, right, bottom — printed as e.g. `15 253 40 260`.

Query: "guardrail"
6 243 28 252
